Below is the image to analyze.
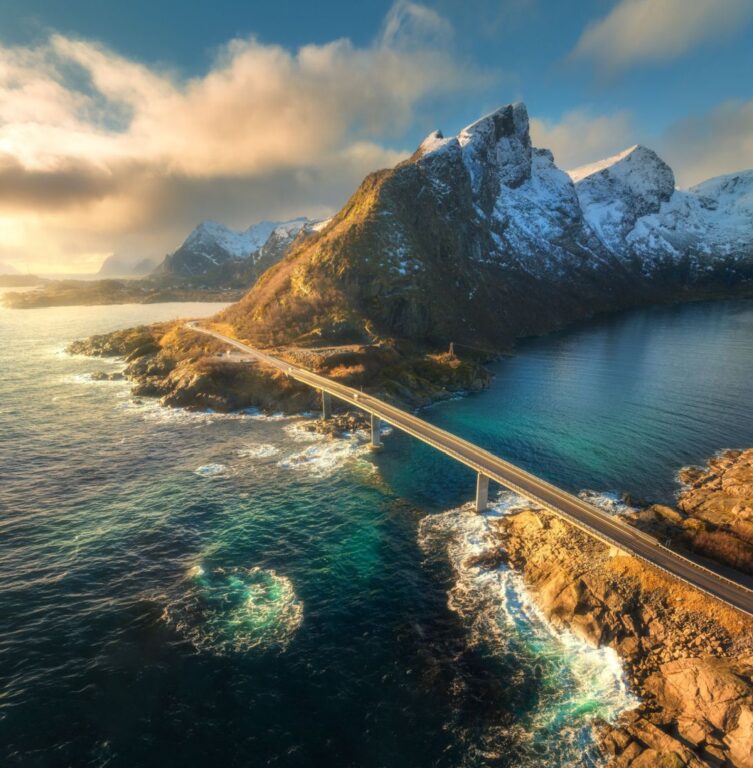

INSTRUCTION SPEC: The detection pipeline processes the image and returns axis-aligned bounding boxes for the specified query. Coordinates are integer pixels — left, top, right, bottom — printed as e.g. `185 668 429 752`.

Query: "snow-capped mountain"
416 104 602 274
223 101 753 349
571 146 753 274
569 145 675 257
154 217 316 278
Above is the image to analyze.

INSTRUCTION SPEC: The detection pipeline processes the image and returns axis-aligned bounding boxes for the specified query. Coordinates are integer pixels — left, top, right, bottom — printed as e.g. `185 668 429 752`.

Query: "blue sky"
1 0 752 272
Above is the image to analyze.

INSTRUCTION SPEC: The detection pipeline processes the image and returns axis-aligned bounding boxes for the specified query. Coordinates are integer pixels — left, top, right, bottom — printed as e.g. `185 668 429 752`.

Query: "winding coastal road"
186 322 753 617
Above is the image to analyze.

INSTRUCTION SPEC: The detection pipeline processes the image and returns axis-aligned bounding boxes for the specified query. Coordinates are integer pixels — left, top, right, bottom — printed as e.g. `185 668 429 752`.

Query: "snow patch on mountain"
412 103 753 280
629 170 753 263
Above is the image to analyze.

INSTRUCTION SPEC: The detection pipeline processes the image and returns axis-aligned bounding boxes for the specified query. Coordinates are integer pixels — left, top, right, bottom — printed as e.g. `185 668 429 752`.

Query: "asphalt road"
186 322 753 617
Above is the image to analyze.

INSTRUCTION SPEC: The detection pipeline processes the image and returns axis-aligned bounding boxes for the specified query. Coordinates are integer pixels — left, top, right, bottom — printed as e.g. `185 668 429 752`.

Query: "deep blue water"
1 298 752 768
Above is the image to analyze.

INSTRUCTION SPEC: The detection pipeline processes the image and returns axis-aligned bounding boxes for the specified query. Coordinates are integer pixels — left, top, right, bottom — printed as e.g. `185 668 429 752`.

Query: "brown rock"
676 716 710 748
724 705 753 767
628 749 686 767
497 482 753 768
627 717 706 766
702 743 726 766
614 741 645 765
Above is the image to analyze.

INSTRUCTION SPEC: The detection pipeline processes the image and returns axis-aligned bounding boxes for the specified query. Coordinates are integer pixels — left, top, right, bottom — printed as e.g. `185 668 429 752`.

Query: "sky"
1 0 752 274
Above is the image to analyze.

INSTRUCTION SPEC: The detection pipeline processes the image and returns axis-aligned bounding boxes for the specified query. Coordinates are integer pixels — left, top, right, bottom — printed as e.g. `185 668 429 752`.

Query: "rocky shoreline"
491 450 753 767
67 321 493 414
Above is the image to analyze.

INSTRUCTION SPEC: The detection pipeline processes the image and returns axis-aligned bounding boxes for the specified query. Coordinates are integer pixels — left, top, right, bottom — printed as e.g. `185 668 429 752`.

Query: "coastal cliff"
492 450 753 767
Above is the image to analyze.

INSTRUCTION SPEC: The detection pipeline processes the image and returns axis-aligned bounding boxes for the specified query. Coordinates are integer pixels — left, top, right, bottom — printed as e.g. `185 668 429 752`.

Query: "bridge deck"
186 322 753 617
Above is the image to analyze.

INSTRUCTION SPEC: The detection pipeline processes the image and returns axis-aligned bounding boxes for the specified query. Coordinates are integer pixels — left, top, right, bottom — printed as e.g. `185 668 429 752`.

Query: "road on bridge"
186 322 753 617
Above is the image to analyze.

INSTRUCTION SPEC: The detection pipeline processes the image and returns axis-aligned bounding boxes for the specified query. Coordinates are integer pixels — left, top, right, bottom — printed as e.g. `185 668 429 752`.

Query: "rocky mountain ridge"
222 102 752 349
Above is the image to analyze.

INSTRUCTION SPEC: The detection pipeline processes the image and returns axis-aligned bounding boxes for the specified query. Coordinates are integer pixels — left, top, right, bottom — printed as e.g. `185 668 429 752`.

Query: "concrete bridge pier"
321 391 332 420
370 414 383 451
475 473 489 512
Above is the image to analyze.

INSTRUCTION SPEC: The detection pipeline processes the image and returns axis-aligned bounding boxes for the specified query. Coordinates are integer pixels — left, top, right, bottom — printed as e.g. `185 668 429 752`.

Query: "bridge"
186 322 753 617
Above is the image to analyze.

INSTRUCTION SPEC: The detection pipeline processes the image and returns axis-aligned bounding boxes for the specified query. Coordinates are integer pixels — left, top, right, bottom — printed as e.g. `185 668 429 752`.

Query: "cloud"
530 109 635 170
0 3 487 272
531 99 753 189
0 153 118 210
381 0 454 48
659 99 753 187
572 0 753 71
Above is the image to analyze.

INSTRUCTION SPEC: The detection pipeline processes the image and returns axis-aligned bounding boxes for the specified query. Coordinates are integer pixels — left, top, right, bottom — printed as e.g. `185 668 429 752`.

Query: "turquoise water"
1 299 752 767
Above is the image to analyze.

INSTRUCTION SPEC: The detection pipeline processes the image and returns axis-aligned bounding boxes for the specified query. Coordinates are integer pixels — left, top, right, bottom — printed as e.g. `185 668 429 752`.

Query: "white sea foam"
163 565 303 654
53 345 123 363
578 490 635 516
64 372 126 386
194 463 230 477
247 410 300 422
418 492 638 765
237 443 280 459
282 420 322 442
277 431 374 479
121 398 247 425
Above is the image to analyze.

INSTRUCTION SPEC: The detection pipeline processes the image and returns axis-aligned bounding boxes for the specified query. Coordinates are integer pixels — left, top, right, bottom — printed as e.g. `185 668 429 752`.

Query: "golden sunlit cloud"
571 0 753 72
0 2 488 273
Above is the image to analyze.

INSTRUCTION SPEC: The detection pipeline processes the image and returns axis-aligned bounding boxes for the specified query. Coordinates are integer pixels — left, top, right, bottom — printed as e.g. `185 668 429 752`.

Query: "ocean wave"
53 345 124 362
418 493 637 766
163 565 303 654
237 443 280 459
121 399 250 425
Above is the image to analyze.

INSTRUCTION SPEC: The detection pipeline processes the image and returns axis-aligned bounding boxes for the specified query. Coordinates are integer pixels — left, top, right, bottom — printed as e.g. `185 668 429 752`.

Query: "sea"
1 298 752 767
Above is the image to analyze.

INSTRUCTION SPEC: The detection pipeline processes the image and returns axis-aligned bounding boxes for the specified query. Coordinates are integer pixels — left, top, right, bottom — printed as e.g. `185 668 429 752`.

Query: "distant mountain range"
221 102 753 348
152 217 328 281
0 261 18 275
93 217 330 284
5 215 332 309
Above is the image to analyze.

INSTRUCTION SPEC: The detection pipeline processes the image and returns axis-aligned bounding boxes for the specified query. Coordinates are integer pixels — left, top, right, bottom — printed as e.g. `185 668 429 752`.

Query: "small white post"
475 473 489 512
370 414 383 451
321 391 332 420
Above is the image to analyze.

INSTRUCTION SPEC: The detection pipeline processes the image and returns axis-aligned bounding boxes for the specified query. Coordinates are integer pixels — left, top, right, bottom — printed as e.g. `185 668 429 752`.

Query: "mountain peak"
569 144 675 252
456 102 532 191
568 144 672 185
459 102 530 146
416 129 449 157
